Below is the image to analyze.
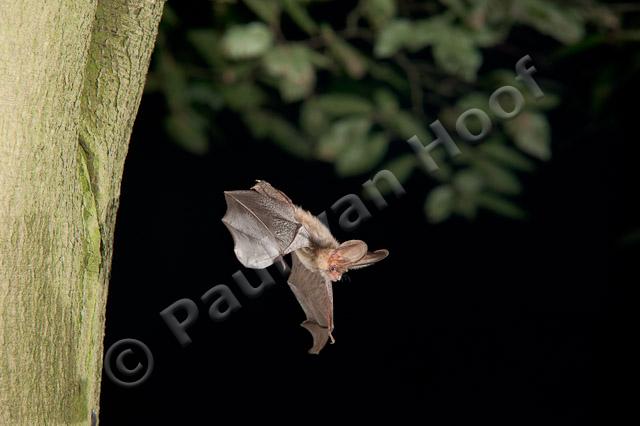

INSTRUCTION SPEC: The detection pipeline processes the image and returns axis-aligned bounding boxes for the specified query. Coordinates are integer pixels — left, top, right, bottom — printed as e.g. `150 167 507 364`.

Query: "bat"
222 180 388 354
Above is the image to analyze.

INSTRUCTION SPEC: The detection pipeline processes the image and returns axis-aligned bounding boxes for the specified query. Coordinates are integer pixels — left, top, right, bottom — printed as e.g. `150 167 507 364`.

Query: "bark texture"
0 1 165 424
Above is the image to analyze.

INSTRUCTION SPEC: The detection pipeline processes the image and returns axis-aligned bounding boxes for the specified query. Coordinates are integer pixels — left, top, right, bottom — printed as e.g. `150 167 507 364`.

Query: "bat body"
222 180 388 354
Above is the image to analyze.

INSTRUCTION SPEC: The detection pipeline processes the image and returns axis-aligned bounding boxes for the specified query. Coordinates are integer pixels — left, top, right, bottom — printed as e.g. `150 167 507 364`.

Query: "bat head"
327 240 389 281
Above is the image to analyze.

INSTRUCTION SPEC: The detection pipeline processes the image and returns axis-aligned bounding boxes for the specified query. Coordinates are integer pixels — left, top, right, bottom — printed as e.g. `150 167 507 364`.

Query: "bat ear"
348 249 389 270
333 240 368 264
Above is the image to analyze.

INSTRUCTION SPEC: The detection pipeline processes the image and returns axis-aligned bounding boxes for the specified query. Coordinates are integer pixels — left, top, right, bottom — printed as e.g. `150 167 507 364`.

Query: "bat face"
326 259 345 281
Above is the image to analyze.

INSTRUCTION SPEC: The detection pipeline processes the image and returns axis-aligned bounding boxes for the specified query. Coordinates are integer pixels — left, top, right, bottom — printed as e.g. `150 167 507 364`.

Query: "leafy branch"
149 0 627 222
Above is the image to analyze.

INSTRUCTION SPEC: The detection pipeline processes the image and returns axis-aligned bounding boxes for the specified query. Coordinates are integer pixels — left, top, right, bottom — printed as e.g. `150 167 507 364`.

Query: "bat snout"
327 269 342 282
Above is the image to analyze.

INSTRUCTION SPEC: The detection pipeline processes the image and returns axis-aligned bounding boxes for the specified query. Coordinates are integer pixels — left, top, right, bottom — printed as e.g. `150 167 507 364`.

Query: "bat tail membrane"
301 321 333 354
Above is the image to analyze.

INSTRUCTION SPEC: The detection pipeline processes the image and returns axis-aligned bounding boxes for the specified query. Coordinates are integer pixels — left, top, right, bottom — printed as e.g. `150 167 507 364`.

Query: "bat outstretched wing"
222 181 311 269
287 251 334 354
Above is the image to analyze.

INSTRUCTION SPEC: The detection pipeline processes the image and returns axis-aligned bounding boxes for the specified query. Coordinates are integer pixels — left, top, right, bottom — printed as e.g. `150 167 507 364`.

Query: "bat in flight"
222 180 388 354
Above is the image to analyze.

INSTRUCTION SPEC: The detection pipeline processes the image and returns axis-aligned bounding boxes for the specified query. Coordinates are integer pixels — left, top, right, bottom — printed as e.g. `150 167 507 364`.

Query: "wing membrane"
287 251 334 354
222 189 310 268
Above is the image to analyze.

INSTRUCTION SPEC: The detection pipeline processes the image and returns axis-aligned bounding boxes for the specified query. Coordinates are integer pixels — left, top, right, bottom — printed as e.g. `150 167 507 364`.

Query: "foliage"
148 0 625 222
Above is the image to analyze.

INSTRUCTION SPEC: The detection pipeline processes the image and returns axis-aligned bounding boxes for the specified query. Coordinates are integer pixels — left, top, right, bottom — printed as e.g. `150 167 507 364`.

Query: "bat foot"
301 320 332 354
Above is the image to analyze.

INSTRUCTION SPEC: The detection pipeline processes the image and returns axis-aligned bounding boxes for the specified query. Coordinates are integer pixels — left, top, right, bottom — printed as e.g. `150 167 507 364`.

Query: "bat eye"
329 265 337 272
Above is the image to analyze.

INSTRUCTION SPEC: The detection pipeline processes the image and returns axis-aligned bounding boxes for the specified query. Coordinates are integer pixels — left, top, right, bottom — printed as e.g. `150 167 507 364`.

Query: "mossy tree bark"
0 1 165 424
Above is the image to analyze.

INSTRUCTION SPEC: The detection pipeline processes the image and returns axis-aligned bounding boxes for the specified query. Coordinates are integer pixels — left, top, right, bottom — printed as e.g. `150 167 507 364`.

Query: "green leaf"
456 92 490 112
425 185 455 223
317 117 372 161
454 191 479 219
188 83 224 110
474 159 522 195
282 0 318 34
382 154 417 185
244 110 312 158
527 93 560 111
220 82 266 111
409 17 450 51
374 89 399 115
439 0 467 18
477 193 527 219
314 94 373 116
432 30 482 82
426 149 454 181
300 99 330 137
362 0 396 29
188 29 223 66
263 45 315 101
368 61 409 91
157 52 189 111
374 19 413 58
322 26 367 78
243 0 281 25
487 70 558 110
485 69 516 87
222 22 274 59
453 169 483 194
504 112 551 160
463 1 510 47
512 0 584 44
381 110 429 143
336 132 389 176
478 142 535 172
468 25 509 48
166 112 209 155
306 50 333 68
454 93 492 134
220 62 257 83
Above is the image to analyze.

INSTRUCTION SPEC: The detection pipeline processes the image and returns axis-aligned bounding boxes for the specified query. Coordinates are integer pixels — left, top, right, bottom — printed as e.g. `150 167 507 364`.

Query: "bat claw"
278 256 287 270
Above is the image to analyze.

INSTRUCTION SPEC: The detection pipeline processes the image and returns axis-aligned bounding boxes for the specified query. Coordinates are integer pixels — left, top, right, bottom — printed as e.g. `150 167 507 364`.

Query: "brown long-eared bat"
222 180 388 354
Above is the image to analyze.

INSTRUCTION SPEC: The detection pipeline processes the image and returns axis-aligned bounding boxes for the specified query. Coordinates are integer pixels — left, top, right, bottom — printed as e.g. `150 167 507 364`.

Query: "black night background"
99 1 635 424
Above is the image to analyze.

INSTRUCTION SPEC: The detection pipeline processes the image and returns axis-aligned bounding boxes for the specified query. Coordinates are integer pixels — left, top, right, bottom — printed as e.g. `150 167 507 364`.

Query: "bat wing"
287 251 334 354
222 182 311 269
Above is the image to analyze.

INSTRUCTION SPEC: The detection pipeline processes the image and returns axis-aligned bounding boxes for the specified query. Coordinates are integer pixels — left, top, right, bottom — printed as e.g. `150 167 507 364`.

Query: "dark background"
99 3 635 425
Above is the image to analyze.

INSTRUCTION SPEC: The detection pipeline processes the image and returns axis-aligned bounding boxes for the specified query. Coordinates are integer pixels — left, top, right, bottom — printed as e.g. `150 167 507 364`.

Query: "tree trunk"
0 1 165 424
